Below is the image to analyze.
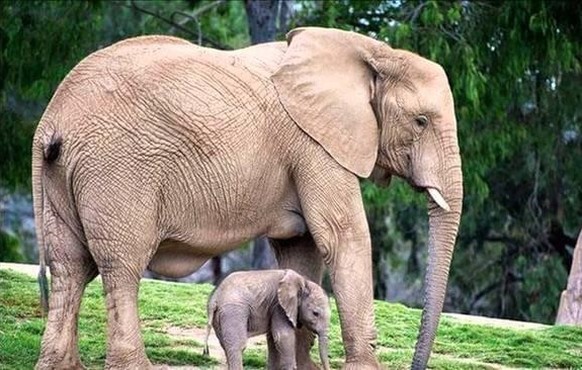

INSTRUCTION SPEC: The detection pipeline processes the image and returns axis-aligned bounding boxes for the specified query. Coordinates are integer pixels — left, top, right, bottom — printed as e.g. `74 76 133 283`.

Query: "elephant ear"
271 27 383 178
277 270 305 328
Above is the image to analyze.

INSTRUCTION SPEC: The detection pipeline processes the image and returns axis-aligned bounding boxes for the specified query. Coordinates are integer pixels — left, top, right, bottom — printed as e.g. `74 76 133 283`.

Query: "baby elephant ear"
277 270 304 328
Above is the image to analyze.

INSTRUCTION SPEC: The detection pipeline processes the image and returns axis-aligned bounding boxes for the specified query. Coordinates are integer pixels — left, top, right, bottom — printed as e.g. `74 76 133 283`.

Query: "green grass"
1 269 582 369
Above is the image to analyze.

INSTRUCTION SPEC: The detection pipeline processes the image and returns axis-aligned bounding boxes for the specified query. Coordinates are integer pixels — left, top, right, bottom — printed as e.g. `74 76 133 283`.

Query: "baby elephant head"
277 269 331 370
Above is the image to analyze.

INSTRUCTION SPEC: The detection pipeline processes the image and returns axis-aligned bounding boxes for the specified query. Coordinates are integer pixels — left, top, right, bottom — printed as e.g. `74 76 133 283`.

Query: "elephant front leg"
328 236 378 369
294 172 380 369
266 330 297 370
271 235 323 370
268 310 298 370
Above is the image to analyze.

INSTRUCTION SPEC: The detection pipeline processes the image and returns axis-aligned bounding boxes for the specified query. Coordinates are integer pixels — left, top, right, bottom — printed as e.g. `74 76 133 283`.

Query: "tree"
244 0 293 44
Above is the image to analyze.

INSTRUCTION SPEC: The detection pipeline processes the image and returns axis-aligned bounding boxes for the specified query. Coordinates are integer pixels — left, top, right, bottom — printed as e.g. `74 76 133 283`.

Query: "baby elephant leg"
267 331 297 370
268 310 297 370
214 308 248 370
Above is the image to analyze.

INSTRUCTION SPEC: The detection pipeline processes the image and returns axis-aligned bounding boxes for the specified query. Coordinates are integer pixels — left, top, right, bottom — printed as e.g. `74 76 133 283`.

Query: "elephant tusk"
427 188 450 212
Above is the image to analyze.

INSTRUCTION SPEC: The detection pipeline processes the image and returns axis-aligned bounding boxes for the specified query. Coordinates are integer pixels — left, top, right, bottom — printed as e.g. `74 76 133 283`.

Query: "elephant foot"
152 365 171 370
296 352 322 370
342 359 384 370
296 360 321 370
35 357 85 370
104 356 153 370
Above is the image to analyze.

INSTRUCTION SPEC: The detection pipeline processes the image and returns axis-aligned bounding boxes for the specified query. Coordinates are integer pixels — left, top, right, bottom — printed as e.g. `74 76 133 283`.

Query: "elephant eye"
313 310 319 317
415 115 429 128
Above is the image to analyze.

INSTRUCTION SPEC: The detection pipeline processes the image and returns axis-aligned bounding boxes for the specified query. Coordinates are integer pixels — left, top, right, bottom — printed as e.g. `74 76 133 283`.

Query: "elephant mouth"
411 184 451 212
369 166 392 186
426 187 450 211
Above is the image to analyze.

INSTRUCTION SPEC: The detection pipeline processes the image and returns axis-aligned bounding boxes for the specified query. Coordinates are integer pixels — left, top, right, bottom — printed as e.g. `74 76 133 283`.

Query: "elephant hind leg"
35 206 98 370
214 309 248 370
87 229 158 370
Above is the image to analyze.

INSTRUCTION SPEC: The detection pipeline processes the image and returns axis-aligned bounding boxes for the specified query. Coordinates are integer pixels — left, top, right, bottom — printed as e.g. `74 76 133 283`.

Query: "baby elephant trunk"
318 332 330 370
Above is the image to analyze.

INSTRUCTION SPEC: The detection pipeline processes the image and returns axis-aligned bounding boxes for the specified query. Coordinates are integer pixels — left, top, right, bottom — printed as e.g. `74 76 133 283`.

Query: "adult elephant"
33 27 462 369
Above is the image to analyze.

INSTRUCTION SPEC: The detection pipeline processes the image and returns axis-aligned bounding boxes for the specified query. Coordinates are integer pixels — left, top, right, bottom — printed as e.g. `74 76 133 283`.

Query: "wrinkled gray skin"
203 269 330 370
33 27 462 369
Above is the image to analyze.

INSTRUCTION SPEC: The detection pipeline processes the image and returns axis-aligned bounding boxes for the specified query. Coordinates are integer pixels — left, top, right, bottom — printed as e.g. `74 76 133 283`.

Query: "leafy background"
1 0 580 325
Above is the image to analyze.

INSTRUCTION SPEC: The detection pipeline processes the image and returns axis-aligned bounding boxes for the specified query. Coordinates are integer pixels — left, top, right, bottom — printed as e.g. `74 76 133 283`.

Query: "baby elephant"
203 269 331 370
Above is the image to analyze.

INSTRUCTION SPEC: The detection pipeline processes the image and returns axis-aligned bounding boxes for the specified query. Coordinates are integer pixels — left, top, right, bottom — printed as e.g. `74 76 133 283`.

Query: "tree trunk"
556 228 582 325
244 0 294 44
251 237 277 270
211 255 222 285
245 0 278 44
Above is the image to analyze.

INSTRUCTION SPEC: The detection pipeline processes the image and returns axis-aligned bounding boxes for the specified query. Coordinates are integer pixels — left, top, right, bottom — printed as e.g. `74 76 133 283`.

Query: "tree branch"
468 273 523 313
128 0 232 50
482 235 521 245
407 1 428 26
171 11 203 46
439 26 463 43
181 0 224 25
170 0 224 31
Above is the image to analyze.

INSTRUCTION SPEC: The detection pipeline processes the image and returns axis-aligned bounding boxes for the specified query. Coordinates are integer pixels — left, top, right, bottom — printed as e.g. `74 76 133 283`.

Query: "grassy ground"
1 269 582 369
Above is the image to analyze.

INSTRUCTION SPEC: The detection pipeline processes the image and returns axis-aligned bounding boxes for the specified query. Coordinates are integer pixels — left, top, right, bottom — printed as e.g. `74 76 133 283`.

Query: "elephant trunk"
318 331 330 370
412 155 463 369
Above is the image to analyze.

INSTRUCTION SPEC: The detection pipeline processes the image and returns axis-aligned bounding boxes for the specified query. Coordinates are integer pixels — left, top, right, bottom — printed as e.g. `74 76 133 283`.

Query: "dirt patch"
165 325 268 368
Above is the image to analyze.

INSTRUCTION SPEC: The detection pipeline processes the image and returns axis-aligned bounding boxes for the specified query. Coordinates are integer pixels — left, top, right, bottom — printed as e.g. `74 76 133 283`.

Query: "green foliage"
2 269 582 369
196 0 249 48
0 230 24 262
1 1 104 189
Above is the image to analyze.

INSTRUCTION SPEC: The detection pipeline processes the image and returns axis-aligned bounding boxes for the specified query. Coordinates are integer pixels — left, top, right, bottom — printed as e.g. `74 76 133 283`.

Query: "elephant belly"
149 210 306 279
265 210 307 239
247 319 269 338
148 239 211 278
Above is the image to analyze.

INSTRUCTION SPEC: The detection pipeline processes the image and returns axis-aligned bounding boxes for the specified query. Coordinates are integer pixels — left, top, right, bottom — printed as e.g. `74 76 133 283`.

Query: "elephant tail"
203 292 217 356
33 130 63 316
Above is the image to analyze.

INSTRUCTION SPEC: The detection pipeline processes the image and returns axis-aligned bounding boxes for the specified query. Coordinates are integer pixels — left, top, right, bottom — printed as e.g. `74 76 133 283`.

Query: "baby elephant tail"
203 293 217 356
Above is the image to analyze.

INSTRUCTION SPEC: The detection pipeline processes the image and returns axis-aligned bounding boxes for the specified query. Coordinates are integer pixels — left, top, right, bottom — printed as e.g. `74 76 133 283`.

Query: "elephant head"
277 270 331 370
272 27 463 368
